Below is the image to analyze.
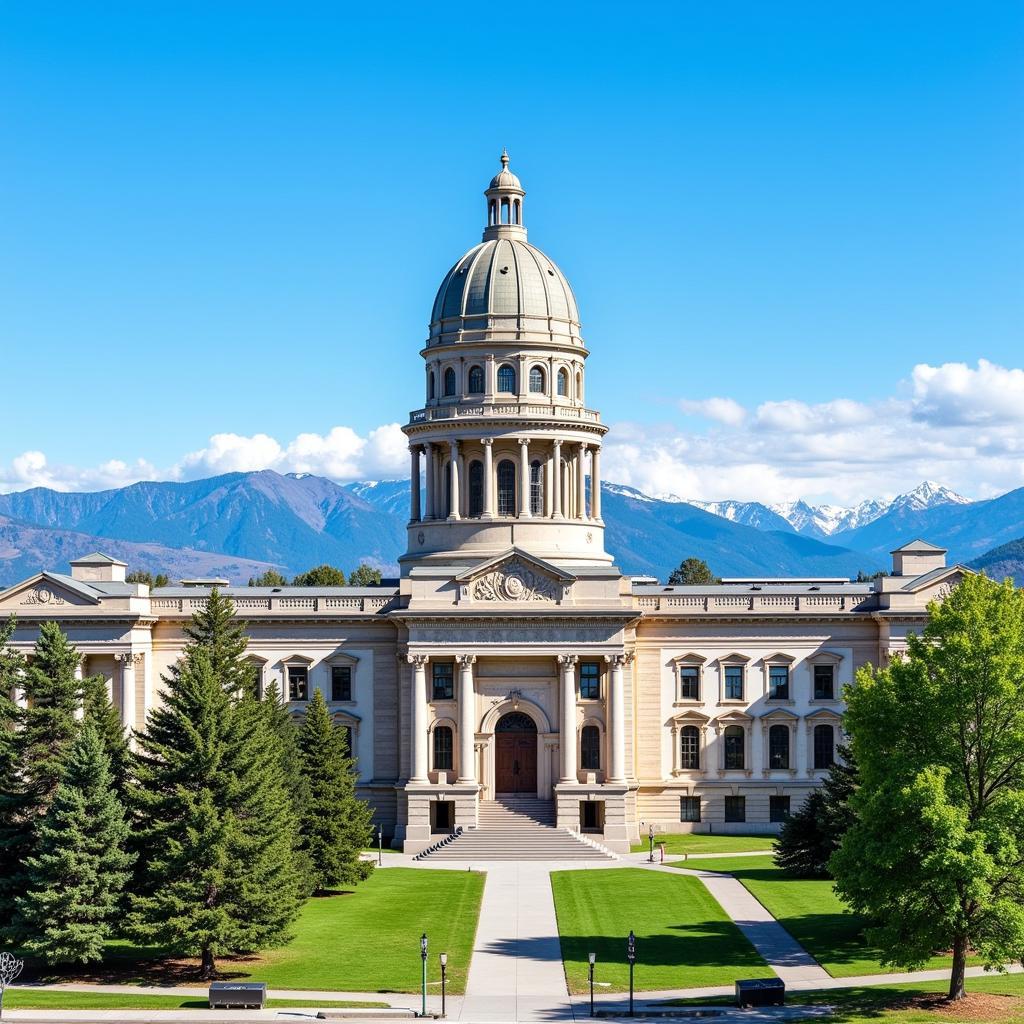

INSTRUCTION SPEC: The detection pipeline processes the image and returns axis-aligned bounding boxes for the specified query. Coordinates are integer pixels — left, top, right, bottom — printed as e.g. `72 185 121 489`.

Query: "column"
517 354 528 400
518 438 531 517
606 653 626 783
456 655 477 784
118 652 136 734
577 443 588 520
552 440 563 518
544 449 553 518
424 443 435 520
485 354 495 398
558 654 578 783
671 724 680 775
591 445 602 521
409 446 421 522
481 438 494 518
408 654 429 782
448 440 461 520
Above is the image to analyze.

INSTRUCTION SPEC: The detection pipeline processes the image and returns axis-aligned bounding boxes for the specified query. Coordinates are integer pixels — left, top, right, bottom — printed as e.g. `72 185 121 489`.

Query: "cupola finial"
484 150 526 239
500 147 510 169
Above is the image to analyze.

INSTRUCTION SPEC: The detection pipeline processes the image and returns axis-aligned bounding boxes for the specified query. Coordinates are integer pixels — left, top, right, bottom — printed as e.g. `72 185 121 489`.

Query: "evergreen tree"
0 621 82 933
126 570 169 588
298 690 374 894
15 724 134 964
775 743 858 878
82 675 131 801
0 616 26 927
130 596 301 978
170 588 255 697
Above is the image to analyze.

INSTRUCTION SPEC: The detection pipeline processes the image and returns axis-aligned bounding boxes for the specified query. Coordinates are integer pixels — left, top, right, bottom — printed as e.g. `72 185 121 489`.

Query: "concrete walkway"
645 864 830 986
459 860 573 1022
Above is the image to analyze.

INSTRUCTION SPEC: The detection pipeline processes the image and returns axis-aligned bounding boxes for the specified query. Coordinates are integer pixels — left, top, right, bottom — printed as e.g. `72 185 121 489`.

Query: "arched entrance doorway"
494 711 538 794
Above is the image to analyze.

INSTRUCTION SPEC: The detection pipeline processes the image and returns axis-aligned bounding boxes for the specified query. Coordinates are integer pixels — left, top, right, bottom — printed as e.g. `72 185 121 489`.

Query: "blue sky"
2 2 1022 505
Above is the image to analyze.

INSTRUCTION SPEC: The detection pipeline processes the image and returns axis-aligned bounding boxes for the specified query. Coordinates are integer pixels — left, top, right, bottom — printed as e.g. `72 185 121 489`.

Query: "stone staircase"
416 797 615 861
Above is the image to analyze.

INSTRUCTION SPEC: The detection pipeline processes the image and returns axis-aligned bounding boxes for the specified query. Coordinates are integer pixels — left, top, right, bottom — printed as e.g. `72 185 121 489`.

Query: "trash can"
209 982 268 1009
735 978 785 1007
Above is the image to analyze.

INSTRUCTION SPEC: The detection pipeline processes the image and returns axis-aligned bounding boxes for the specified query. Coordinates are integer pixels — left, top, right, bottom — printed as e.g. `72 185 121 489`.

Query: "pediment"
0 572 100 611
759 707 800 721
455 548 575 604
901 565 973 597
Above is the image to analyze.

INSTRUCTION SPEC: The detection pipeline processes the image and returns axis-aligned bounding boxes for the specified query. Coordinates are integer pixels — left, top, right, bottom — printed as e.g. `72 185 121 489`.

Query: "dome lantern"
484 149 526 241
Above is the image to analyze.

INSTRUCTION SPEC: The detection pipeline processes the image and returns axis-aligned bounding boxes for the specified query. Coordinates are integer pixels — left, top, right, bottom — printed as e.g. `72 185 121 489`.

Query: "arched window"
724 725 745 770
433 726 453 771
443 367 457 397
468 365 484 394
581 725 600 770
814 724 835 769
680 725 700 770
529 365 545 393
497 460 516 516
497 364 516 393
769 724 790 770
530 459 543 516
557 368 569 397
468 460 484 517
501 198 510 224
428 371 435 400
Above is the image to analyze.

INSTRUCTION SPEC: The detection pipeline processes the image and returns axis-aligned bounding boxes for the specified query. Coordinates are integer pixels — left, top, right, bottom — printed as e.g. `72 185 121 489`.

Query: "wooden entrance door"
494 712 538 794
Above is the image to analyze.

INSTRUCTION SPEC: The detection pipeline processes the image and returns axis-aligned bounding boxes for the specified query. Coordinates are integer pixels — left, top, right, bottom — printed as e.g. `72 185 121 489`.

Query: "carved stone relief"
471 558 559 603
21 587 66 607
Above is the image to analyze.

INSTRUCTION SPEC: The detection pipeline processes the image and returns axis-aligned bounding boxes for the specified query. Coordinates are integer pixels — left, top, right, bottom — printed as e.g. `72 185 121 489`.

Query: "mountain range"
0 472 1020 587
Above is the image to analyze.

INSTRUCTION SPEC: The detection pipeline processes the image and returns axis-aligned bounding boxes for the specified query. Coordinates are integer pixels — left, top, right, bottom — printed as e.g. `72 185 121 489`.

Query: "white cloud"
3 360 1024 505
911 359 1024 426
678 397 747 426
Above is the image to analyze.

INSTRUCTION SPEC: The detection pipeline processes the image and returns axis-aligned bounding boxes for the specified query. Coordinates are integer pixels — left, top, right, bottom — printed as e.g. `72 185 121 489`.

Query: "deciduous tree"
347 564 383 587
832 573 1024 1000
291 565 346 587
667 558 719 586
248 569 288 587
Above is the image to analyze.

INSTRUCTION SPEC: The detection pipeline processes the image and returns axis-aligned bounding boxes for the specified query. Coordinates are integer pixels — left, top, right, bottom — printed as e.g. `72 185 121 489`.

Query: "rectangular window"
680 796 701 822
770 795 791 823
287 666 308 702
768 665 790 700
580 725 601 770
679 666 700 701
331 665 352 702
579 662 601 700
432 662 454 701
724 665 744 700
814 664 835 701
433 726 453 770
724 795 746 823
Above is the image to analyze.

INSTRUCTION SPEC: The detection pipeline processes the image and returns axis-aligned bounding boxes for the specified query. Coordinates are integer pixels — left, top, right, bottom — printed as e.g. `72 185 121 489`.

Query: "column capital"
480 437 493 447
449 439 460 452
407 653 430 666
579 441 589 452
557 653 579 667
518 436 530 447
456 654 477 666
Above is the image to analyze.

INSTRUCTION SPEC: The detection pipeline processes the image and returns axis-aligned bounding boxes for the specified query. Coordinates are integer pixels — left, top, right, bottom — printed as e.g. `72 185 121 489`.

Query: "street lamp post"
647 824 655 863
588 951 596 1017
439 953 448 1018
377 824 383 866
626 930 636 1017
420 933 428 1017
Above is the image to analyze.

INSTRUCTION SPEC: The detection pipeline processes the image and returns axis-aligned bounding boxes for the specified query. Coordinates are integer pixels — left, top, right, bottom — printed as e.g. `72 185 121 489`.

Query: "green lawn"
6 991 385 1010
689 856 979 979
550 867 774 993
23 868 484 996
631 834 777 856
661 972 1024 1023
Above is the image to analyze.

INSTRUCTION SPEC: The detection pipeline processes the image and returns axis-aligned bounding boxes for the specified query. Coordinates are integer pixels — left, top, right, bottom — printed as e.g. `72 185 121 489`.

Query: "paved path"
646 864 830 986
459 861 573 1023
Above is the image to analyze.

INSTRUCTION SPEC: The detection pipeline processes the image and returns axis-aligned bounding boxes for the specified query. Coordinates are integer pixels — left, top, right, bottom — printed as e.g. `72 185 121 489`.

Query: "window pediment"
670 709 710 726
805 707 843 722
281 653 314 666
714 709 752 725
716 652 751 666
807 650 844 666
762 652 796 666
325 651 360 666
670 653 706 667
759 707 799 721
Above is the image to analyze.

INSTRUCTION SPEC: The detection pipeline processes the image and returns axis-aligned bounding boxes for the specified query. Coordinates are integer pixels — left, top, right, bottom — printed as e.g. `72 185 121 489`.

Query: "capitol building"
1 155 968 854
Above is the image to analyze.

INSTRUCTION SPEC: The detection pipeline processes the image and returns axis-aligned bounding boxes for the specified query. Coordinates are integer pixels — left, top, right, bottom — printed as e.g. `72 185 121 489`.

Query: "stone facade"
0 158 970 854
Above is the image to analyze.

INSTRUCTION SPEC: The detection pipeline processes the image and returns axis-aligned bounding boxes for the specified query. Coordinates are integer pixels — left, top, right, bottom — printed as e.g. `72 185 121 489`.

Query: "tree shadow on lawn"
23 949 274 987
554 919 771 969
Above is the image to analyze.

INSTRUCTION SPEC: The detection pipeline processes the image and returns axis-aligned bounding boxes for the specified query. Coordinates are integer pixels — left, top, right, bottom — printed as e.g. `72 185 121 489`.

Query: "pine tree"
15 724 134 964
0 621 82 933
130 596 301 977
298 690 374 894
82 674 131 801
775 743 859 878
0 616 26 928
